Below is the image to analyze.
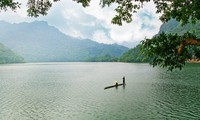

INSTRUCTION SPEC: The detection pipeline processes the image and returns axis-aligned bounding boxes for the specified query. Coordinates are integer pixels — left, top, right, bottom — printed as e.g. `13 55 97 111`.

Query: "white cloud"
63 9 80 19
92 30 114 44
65 27 85 38
0 0 162 46
79 22 95 27
82 0 162 43
83 0 116 25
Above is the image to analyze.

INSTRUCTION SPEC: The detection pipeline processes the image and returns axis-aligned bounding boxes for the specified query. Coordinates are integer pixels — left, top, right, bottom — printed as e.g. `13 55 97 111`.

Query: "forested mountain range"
0 21 128 62
120 20 200 63
1 19 198 64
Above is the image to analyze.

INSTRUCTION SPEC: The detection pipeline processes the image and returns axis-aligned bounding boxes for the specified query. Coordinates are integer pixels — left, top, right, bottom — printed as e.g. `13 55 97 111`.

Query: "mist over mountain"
0 21 128 62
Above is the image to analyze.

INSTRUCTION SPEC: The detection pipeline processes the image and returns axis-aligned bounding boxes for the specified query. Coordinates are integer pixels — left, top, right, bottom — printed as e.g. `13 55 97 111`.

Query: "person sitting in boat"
115 81 118 86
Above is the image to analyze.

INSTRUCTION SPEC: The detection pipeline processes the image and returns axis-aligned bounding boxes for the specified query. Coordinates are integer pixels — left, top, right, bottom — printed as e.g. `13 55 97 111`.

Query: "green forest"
119 45 148 63
86 54 118 62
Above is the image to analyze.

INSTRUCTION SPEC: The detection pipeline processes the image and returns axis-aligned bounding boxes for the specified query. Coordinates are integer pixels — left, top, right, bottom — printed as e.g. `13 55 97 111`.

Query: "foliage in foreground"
141 32 200 71
1 0 200 26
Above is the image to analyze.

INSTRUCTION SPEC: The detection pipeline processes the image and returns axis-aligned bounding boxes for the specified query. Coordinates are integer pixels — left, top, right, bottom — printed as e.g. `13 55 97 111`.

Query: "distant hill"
119 44 149 63
0 21 128 62
0 42 24 64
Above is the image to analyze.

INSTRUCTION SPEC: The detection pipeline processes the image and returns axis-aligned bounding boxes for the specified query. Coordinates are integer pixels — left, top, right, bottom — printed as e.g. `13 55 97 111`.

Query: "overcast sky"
0 0 162 47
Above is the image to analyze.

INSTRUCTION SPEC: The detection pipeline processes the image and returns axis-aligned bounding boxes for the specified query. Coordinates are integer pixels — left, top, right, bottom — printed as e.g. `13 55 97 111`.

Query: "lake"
0 62 200 120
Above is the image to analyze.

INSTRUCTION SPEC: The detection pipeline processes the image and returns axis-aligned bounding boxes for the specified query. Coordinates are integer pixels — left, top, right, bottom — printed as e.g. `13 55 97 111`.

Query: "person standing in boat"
123 76 125 84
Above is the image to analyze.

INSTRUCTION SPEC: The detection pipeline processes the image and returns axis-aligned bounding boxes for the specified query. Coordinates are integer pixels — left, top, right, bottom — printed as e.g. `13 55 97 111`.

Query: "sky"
0 0 162 47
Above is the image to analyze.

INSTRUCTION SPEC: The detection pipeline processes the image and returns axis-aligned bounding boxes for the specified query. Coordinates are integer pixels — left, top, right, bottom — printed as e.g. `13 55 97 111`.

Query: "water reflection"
114 84 126 91
123 84 126 89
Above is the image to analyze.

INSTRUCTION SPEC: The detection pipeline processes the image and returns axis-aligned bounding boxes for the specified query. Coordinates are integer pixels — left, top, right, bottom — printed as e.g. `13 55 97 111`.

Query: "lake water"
0 62 200 120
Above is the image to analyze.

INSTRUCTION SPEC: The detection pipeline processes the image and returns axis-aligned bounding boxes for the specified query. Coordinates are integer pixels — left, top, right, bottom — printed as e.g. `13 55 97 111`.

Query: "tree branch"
178 38 200 54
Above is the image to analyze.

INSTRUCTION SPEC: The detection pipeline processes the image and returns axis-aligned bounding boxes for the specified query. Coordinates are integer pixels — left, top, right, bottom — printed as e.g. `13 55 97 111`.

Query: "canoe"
104 83 125 90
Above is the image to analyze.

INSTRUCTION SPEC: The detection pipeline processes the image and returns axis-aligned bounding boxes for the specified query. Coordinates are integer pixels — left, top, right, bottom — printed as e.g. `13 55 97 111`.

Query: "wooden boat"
104 83 125 90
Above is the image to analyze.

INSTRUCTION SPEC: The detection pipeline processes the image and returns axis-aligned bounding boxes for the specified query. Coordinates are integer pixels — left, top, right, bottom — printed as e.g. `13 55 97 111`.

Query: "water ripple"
0 63 200 119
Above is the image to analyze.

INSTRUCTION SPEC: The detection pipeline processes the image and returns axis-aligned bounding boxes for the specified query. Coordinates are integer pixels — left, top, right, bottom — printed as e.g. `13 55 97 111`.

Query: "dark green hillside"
86 54 118 62
0 43 24 64
0 21 128 62
119 45 149 63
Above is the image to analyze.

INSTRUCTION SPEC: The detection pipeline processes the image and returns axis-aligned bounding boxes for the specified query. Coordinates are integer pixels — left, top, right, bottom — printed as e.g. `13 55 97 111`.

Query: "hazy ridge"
0 21 128 62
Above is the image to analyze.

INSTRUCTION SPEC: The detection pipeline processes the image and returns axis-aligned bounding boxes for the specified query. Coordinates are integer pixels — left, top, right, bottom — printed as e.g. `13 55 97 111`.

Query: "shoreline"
187 59 200 63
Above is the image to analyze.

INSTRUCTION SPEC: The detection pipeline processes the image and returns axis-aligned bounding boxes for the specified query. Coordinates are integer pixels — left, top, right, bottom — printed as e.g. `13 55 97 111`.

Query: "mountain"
120 19 200 63
159 19 200 38
0 42 24 64
0 21 128 62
